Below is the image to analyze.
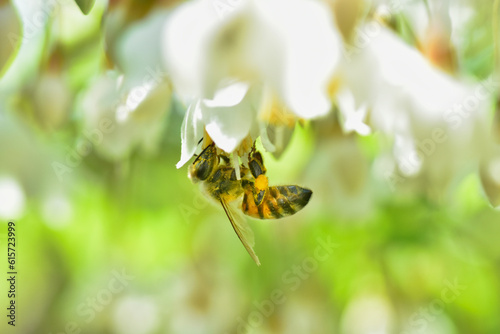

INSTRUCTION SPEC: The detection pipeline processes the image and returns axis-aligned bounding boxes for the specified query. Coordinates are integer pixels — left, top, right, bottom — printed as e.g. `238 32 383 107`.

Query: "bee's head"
188 144 218 182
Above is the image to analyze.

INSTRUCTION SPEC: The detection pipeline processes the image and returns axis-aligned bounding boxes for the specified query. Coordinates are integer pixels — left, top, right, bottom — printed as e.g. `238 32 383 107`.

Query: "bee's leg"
220 154 230 164
192 138 204 158
250 141 256 154
249 152 266 178
247 142 256 162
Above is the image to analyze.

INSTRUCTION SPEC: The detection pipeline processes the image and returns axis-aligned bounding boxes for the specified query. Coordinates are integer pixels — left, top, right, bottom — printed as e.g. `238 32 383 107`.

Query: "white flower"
163 0 342 165
78 9 172 161
336 88 371 136
114 10 168 88
80 70 171 160
339 24 494 193
176 81 262 168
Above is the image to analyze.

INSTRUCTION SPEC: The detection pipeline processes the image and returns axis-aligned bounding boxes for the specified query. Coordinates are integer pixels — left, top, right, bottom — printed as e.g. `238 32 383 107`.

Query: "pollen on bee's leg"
255 174 268 191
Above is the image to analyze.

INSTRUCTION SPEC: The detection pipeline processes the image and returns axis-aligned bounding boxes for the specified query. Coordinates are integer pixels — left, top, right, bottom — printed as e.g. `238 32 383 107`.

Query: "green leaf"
74 0 96 15
0 2 22 78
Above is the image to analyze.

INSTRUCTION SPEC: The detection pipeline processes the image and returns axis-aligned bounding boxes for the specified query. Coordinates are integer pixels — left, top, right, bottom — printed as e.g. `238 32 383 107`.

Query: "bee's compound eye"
189 159 212 181
188 164 199 182
197 160 212 180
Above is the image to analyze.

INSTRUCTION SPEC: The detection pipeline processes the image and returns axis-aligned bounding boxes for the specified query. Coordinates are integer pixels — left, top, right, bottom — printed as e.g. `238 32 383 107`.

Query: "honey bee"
188 143 312 265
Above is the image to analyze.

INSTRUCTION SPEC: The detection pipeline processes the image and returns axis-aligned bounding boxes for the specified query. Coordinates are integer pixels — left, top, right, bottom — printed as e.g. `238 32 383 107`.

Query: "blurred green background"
1 0 500 333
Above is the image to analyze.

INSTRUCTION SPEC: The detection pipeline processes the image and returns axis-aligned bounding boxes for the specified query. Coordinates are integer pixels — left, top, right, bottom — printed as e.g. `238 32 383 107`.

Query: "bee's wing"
220 198 261 266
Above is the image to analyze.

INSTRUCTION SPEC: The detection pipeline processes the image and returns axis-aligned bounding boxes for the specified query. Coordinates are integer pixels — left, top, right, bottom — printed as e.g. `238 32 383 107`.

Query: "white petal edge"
203 83 261 152
176 101 204 168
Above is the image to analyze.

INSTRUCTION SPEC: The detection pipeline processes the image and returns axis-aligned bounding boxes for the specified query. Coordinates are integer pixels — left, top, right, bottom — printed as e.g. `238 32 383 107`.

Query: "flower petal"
202 1 283 100
336 89 371 136
255 0 341 118
202 83 262 152
342 24 494 195
177 100 204 168
164 0 251 100
203 81 249 108
116 10 168 87
163 0 218 99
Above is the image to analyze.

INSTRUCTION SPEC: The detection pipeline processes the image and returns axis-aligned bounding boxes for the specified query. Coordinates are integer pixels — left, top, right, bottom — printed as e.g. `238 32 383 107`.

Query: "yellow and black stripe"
242 183 312 219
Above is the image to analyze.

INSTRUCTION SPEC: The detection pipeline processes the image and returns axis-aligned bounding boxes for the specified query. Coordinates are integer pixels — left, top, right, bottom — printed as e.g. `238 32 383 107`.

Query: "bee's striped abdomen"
241 184 312 219
242 190 260 218
257 194 281 219
275 185 312 214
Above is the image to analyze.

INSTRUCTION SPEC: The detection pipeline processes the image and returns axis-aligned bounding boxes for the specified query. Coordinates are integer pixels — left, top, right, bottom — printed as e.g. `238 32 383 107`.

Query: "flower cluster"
164 0 342 166
163 0 499 208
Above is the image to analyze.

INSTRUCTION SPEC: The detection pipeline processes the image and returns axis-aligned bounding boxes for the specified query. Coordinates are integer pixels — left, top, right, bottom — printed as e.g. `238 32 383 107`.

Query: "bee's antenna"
220 154 230 164
197 137 203 145
249 141 257 157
